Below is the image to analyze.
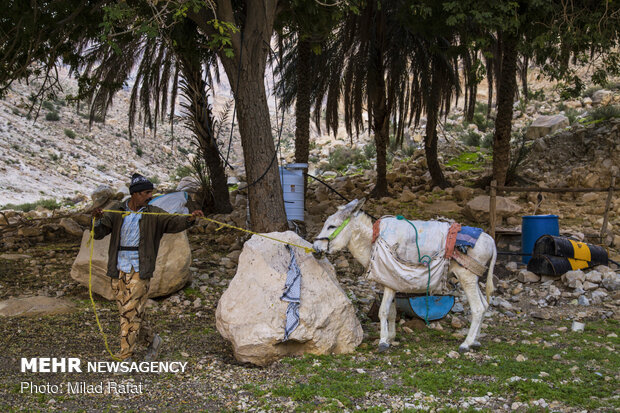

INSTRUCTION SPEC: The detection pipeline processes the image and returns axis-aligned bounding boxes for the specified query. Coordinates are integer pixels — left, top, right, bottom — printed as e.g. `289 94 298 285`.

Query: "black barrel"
527 254 592 276
532 235 608 265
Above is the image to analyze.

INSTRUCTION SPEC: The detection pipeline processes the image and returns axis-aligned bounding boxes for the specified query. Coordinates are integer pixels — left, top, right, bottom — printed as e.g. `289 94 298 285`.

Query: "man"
93 173 204 361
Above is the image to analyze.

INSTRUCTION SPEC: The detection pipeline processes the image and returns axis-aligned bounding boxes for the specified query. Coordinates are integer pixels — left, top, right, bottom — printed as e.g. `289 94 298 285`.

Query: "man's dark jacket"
94 201 194 280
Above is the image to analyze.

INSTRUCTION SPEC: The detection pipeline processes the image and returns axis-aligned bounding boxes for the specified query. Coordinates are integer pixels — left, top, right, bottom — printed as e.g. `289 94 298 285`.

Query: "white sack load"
70 231 192 300
366 217 450 293
216 231 363 366
70 193 192 300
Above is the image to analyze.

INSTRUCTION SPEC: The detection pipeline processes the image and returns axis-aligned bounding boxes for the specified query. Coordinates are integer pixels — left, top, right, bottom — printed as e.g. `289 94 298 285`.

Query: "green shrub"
363 142 376 159
45 112 60 121
149 176 161 185
481 132 494 149
42 101 55 111
326 146 367 171
564 108 583 124
136 147 143 157
582 86 603 98
585 105 620 122
174 165 193 179
64 129 76 139
1 198 62 212
528 88 546 100
461 130 481 147
401 144 415 157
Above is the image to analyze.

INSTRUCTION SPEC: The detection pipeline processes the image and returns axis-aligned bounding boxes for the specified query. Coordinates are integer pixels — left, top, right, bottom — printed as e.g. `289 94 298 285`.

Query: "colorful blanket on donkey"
456 226 483 250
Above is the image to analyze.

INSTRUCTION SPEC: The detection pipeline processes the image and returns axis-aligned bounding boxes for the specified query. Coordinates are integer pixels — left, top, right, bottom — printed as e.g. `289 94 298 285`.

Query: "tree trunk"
370 109 390 198
492 31 519 186
520 54 529 101
294 39 312 203
197 0 287 232
217 1 287 232
424 60 449 189
179 60 232 214
369 67 390 198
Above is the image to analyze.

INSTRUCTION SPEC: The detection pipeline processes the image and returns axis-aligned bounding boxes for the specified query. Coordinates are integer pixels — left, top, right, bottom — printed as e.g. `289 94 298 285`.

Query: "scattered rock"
526 115 569 140
0 296 76 317
518 270 540 283
577 295 590 306
463 195 522 223
59 217 83 237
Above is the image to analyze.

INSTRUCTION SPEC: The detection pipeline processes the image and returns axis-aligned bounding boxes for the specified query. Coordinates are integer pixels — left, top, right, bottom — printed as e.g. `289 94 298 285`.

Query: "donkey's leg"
471 287 490 348
378 287 396 352
451 263 486 352
388 300 397 342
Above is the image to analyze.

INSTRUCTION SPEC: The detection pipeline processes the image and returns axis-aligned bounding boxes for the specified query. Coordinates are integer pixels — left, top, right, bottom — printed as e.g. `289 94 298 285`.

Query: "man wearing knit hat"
92 173 204 361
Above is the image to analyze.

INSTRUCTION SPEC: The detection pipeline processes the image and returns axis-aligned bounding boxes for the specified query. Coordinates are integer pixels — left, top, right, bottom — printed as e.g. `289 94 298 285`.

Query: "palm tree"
74 17 233 213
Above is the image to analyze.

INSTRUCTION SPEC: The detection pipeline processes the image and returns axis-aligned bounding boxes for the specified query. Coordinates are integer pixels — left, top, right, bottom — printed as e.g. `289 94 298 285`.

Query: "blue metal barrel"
521 215 559 264
279 163 308 221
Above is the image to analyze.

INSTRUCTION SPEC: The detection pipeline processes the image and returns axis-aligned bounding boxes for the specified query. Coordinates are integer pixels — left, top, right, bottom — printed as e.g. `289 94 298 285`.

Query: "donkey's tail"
486 242 497 303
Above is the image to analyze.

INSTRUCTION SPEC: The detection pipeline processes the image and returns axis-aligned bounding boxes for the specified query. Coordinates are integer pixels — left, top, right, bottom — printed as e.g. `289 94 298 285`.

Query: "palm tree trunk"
179 59 232 214
521 54 529 101
369 71 390 198
425 61 449 189
294 39 312 203
492 31 519 186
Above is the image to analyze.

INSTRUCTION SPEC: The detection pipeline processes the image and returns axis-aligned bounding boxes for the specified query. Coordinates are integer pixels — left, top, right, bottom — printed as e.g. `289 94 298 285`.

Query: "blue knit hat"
129 173 154 194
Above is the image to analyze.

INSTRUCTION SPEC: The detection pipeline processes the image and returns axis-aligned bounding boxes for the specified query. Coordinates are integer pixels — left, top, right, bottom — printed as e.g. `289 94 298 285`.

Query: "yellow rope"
88 218 122 361
88 209 315 360
101 209 316 254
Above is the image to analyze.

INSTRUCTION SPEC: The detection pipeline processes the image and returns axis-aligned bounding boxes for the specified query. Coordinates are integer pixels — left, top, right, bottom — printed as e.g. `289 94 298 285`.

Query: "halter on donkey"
313 198 497 353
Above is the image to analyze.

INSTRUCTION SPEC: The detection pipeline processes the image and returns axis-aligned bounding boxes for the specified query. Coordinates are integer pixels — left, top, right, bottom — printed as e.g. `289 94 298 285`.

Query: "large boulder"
463 195 522 223
526 115 569 140
216 231 363 366
60 217 84 237
591 89 612 106
70 230 192 300
0 296 76 317
91 185 115 209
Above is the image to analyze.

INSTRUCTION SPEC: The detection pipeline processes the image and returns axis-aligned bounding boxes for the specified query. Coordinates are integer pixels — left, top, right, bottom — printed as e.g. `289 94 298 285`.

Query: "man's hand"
189 209 204 222
92 208 104 219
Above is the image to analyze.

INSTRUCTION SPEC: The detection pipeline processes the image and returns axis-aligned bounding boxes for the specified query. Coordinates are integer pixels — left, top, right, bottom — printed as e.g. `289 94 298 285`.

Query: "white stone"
585 270 602 284
216 231 363 366
583 281 598 291
526 115 569 140
59 217 84 237
562 270 585 287
591 89 613 106
518 270 540 283
0 296 76 317
70 230 192 300
463 195 522 223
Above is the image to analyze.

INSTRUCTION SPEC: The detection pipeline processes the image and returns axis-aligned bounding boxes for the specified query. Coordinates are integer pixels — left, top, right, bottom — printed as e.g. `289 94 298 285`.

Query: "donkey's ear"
352 197 366 215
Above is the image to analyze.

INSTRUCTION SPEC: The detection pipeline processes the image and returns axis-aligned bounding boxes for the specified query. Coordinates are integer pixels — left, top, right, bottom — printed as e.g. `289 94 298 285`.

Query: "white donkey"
313 199 497 353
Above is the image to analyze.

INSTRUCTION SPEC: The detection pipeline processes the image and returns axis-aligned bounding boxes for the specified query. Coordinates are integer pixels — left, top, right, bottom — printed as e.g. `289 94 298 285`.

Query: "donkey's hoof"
471 341 482 350
458 344 470 353
378 342 390 353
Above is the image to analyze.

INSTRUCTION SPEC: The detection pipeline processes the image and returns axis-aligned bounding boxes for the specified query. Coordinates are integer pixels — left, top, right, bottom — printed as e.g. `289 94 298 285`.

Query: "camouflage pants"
111 269 154 360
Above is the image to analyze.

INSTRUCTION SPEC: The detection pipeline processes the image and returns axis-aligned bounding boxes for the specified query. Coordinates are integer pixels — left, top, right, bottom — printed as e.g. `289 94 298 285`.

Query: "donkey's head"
313 198 366 256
